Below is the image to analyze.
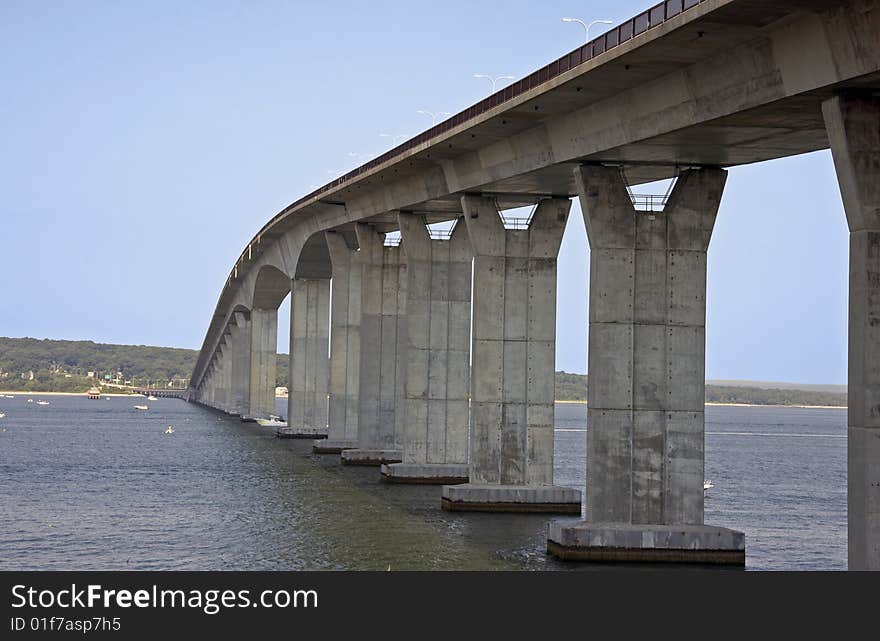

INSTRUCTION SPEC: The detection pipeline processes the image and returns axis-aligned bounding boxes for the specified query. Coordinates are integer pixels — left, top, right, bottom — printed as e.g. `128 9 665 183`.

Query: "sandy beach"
0 390 139 397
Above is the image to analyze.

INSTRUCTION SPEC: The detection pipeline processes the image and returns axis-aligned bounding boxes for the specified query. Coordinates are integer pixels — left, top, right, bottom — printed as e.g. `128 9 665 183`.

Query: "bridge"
132 388 188 399
188 0 880 568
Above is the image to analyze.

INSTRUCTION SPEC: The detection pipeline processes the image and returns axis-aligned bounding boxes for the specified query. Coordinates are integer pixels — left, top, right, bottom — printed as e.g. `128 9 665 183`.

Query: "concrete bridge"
188 0 880 568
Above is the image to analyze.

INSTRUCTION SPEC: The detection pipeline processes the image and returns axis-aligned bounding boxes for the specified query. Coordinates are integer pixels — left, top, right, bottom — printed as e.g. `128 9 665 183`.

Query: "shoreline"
557 399 846 409
1 392 847 409
0 390 142 397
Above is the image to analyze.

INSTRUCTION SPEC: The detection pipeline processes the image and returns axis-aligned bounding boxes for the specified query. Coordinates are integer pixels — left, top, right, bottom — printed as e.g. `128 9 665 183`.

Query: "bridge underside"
190 0 880 569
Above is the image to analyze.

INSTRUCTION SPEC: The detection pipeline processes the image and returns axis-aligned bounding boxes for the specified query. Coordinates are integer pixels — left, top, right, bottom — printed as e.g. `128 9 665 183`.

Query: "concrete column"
280 278 330 438
316 231 361 453
547 165 744 564
440 196 581 512
341 223 407 465
381 214 472 484
249 307 278 419
230 311 251 416
823 95 880 571
214 341 230 411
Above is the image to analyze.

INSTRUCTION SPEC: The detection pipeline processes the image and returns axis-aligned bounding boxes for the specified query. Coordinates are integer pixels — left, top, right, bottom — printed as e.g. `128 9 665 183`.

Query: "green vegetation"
0 337 847 406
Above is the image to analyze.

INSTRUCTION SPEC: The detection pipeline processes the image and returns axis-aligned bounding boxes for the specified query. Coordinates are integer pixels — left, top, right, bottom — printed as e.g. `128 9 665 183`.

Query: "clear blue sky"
0 1 849 384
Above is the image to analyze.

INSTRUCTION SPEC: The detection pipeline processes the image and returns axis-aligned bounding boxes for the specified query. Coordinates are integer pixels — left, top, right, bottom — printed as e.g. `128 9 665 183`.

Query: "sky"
0 1 850 384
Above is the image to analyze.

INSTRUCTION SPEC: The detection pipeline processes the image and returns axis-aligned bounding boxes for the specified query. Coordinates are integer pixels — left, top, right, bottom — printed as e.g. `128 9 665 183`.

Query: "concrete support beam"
381 214 472 484
215 341 230 412
547 164 744 564
285 278 330 438
249 307 278 420
823 95 880 571
341 223 407 466
440 196 580 512
318 232 361 454
230 311 251 416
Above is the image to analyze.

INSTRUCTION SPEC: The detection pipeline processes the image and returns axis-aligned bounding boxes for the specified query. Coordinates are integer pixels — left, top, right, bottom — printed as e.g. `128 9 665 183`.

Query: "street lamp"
562 17 613 43
473 73 516 94
417 109 452 126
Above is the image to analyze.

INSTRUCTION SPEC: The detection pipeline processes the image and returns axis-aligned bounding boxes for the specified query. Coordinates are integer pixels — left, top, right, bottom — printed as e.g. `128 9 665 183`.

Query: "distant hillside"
0 337 847 406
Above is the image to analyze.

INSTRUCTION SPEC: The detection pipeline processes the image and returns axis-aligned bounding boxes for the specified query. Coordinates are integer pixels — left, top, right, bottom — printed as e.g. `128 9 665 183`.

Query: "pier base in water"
547 522 745 565
276 427 328 439
313 439 358 454
341 449 402 466
381 463 469 485
441 484 581 514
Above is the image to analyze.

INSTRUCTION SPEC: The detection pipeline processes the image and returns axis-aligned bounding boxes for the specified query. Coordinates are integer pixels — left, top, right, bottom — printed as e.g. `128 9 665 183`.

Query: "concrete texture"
441 484 581 514
381 462 469 485
547 522 745 564
230 311 251 417
346 224 408 465
452 195 580 512
823 95 880 570
325 231 361 449
397 212 472 479
313 439 358 454
546 164 742 562
341 449 403 466
276 426 328 439
288 278 330 433
249 308 278 419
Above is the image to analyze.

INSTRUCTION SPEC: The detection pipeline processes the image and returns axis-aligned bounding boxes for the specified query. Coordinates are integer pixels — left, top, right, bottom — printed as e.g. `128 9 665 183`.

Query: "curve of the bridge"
190 0 880 389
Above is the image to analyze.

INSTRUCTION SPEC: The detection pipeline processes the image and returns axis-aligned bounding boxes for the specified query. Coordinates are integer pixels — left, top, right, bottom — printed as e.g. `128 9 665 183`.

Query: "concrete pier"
215 340 230 412
546 165 744 564
381 213 471 484
440 196 580 513
318 231 361 454
249 307 278 420
229 311 251 417
823 95 880 571
286 278 330 438
341 224 406 466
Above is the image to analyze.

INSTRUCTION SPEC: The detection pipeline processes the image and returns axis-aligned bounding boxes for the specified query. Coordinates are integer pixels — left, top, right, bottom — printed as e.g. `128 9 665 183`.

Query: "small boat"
703 480 714 491
27 399 34 403
36 400 50 406
164 426 175 435
147 395 158 401
133 404 149 410
257 418 287 427
4 395 14 399
0 412 5 419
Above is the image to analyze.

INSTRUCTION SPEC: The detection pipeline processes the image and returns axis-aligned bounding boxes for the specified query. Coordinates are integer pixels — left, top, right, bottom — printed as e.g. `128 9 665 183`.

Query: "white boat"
703 480 714 491
164 425 175 435
36 400 50 406
0 412 5 418
4 395 14 399
133 404 149 410
27 399 34 403
256 418 287 427
147 395 158 401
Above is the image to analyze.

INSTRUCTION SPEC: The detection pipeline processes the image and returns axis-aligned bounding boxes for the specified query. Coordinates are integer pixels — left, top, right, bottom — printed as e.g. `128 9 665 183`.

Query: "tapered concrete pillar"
230 311 251 416
823 95 880 571
280 278 330 438
315 231 361 453
440 196 580 512
249 308 278 419
214 340 230 411
341 223 407 465
547 165 744 564
381 214 472 484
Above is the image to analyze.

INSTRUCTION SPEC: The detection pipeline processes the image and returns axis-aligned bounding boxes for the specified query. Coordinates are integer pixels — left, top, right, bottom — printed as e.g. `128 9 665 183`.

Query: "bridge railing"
277 0 707 218
631 194 669 212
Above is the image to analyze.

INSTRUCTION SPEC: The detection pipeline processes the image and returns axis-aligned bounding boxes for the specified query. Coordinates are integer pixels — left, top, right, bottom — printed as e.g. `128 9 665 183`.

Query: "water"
0 396 846 571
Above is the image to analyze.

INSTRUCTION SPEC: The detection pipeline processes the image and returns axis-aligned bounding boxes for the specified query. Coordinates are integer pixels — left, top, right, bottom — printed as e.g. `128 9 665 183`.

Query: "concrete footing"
313 439 358 454
341 449 403 466
380 463 469 485
276 427 328 439
546 522 745 565
441 484 581 513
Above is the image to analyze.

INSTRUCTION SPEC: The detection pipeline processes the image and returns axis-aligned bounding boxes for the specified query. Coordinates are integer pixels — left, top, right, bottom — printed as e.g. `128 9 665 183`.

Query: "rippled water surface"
0 396 846 570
